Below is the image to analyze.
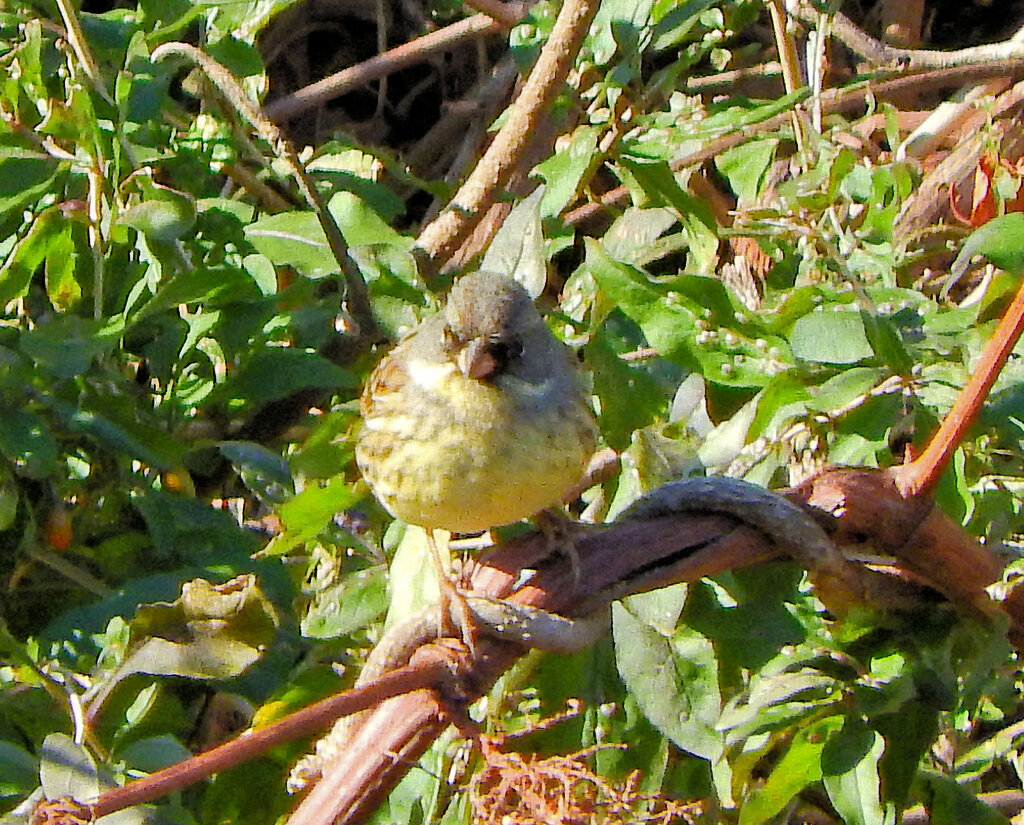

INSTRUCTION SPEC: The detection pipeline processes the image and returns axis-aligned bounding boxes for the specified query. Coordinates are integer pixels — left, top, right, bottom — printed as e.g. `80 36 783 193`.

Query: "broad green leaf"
950 211 1024 280
602 207 677 263
39 734 99 803
218 441 294 506
244 211 338 279
129 263 262 324
807 367 888 414
50 393 186 470
215 348 357 407
613 596 723 760
915 771 1009 825
132 491 260 563
589 240 790 386
874 701 940 816
481 187 546 298
119 189 196 241
0 741 37 798
0 155 60 222
715 139 778 202
0 408 58 478
262 475 360 555
821 717 889 825
114 575 278 683
861 311 913 374
301 565 387 639
790 310 874 364
0 209 63 306
533 125 599 218
43 223 80 312
19 315 111 378
739 715 844 825
328 191 410 248
587 327 665 450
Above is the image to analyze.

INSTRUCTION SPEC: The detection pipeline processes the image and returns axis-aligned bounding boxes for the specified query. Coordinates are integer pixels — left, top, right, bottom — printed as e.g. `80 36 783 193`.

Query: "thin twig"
564 62 1024 227
790 1 1024 70
151 43 374 339
415 0 601 270
765 0 806 157
263 13 512 123
88 650 457 818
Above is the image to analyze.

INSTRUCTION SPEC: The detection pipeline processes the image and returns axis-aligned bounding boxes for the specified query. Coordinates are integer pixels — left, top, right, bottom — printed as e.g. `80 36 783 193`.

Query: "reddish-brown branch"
892 277 1024 497
88 653 456 818
57 469 1016 825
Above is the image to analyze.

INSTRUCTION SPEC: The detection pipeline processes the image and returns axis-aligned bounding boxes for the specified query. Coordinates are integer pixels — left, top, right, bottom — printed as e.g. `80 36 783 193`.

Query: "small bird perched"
356 271 597 535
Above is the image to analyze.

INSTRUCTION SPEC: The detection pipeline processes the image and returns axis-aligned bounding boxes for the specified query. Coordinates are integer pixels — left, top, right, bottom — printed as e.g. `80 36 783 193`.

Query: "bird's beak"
457 338 498 380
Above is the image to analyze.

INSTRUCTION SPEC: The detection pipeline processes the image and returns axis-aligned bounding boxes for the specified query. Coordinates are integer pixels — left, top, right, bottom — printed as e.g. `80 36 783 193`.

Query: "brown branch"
263 13 513 123
415 0 601 270
789 1 1024 71
87 650 458 818
60 463 1016 825
461 0 529 27
891 276 1024 498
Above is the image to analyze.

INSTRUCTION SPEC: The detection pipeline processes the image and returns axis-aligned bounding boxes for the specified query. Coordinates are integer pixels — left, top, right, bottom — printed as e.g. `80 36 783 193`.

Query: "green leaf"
588 240 696 363
0 407 58 477
262 476 360 555
587 326 665 450
861 311 913 374
121 575 279 681
50 393 186 470
119 188 196 241
19 315 111 378
0 741 37 798
790 310 874 364
244 211 338 279
915 771 1009 825
715 139 779 202
532 125 599 217
0 209 63 306
301 566 388 639
613 594 723 760
39 734 99 803
950 212 1024 280
218 441 294 506
215 348 357 407
481 187 546 298
129 263 262 324
821 717 889 825
0 155 60 222
43 222 80 312
328 191 410 248
739 715 844 825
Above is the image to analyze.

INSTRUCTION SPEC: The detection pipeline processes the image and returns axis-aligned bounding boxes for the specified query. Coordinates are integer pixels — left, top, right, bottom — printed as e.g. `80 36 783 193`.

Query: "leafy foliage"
1 0 1023 824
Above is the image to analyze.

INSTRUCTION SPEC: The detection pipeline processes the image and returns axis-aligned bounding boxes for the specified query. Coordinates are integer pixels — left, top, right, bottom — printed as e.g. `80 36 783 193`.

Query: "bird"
356 270 598 538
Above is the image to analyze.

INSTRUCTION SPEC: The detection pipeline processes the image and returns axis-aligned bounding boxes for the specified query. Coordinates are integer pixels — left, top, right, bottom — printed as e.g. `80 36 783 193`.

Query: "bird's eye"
500 339 523 360
489 338 522 368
